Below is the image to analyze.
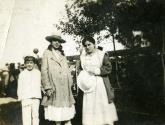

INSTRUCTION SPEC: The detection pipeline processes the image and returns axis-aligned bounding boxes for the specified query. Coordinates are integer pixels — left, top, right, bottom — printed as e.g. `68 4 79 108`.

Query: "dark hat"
24 56 36 63
45 35 66 43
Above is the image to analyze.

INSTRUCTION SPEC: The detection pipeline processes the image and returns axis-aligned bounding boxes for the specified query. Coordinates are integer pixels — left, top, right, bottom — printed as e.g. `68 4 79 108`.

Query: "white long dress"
80 50 118 125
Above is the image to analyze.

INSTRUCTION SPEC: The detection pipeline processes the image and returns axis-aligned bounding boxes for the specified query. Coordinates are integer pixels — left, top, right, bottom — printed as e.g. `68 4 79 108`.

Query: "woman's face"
51 40 61 49
83 41 95 54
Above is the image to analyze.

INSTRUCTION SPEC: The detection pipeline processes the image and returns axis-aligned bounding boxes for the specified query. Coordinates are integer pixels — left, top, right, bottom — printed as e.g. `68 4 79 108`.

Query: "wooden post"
112 34 121 89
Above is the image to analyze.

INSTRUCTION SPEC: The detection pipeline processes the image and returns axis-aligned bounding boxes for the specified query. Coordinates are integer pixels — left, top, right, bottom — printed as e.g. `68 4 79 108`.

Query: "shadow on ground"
0 101 22 125
0 100 83 125
1 97 165 125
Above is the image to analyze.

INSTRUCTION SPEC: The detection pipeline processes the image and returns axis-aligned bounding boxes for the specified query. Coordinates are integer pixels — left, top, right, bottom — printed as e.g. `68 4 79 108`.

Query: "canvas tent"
0 0 66 67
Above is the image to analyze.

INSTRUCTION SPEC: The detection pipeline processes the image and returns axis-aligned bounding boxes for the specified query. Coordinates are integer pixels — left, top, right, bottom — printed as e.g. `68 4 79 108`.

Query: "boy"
17 56 41 125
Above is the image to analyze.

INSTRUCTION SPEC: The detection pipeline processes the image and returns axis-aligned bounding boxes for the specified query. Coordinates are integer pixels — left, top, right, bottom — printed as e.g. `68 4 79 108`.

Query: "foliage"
57 0 165 49
115 0 165 49
110 52 164 113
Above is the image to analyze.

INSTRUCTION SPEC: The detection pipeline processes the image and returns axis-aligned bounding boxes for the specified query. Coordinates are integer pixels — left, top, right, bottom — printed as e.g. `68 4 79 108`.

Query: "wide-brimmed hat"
77 70 96 93
45 35 66 43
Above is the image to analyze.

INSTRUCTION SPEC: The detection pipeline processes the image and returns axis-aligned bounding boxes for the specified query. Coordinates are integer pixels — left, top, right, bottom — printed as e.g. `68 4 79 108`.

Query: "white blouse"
17 69 42 100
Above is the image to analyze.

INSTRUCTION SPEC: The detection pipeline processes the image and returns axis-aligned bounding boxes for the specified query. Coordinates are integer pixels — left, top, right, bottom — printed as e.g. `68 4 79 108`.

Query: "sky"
0 0 123 67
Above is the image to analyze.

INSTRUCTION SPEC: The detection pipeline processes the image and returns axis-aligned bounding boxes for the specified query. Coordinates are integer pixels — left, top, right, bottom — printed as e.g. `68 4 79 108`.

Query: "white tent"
0 0 69 67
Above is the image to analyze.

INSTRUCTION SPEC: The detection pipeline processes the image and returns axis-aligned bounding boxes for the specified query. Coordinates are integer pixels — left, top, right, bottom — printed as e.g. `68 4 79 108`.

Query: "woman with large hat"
41 34 75 125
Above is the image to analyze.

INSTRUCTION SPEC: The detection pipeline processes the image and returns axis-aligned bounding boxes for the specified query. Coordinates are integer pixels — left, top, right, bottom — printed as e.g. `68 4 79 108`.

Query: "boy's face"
25 61 35 71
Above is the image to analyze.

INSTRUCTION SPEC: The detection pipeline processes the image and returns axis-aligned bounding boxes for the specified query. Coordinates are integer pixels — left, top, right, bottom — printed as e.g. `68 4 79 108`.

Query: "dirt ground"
1 97 165 125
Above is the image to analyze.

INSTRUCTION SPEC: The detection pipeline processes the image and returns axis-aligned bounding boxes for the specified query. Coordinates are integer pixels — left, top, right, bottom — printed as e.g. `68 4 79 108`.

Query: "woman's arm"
41 50 52 90
85 53 112 76
100 53 112 76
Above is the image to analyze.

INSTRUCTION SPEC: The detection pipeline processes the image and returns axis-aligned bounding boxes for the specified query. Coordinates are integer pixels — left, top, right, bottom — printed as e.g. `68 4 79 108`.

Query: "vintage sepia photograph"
0 0 165 125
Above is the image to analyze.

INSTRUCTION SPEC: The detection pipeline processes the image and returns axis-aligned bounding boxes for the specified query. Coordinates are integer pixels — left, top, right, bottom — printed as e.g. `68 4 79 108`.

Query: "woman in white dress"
77 36 118 125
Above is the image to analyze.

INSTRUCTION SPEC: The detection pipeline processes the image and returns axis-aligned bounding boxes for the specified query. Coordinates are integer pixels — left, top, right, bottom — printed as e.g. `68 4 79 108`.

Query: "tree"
57 0 165 49
57 0 165 89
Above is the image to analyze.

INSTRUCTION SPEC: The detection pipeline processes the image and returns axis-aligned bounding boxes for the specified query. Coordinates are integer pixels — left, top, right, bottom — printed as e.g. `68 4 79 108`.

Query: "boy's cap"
24 56 36 63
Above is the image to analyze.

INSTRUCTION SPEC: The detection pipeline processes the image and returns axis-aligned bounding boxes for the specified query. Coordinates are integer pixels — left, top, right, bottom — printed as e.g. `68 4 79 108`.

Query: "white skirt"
44 105 75 121
83 76 118 125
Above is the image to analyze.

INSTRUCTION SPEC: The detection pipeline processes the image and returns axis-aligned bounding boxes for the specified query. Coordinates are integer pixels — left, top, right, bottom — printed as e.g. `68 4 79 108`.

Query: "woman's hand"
84 66 100 75
46 89 53 97
84 66 94 74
